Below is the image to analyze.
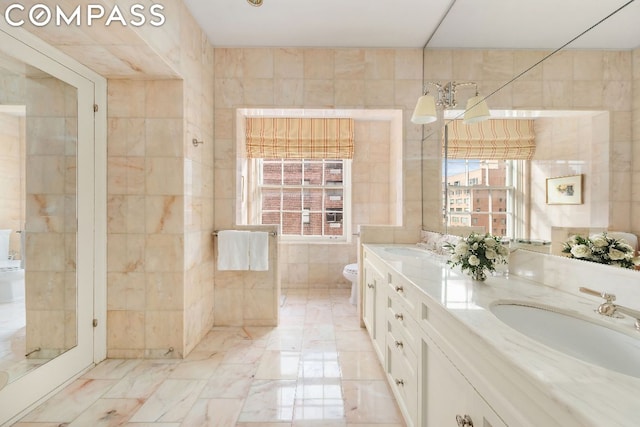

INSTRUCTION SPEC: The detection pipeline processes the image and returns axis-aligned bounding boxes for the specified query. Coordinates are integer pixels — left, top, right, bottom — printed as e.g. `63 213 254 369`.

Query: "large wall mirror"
420 2 639 259
0 26 106 425
0 49 79 383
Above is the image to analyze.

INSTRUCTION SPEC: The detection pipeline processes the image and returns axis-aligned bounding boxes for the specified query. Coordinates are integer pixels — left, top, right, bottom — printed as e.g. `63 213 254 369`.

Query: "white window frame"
445 159 522 239
252 158 352 242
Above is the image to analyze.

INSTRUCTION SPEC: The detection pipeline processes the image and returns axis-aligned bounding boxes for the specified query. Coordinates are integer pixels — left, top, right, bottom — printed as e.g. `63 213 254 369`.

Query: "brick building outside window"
258 159 350 241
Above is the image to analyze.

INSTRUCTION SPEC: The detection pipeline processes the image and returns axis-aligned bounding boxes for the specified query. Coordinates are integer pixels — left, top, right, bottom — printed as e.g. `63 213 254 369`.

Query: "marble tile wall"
214 48 425 295
422 49 634 234
104 1 215 358
212 225 279 326
106 79 186 358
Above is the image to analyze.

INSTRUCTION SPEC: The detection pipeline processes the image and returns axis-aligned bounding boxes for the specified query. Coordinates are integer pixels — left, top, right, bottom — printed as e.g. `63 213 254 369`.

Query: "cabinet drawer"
386 272 417 318
387 293 419 355
387 330 418 427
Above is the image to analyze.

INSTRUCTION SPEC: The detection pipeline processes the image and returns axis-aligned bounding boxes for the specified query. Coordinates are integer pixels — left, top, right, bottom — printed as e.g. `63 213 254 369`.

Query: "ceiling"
183 0 640 50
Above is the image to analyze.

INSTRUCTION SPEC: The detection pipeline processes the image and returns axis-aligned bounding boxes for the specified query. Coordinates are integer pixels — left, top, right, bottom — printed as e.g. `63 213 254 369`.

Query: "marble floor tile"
68 398 143 426
82 359 143 380
128 379 206 423
20 379 117 423
255 350 301 380
342 380 404 424
200 363 256 398
338 351 386 380
16 289 406 427
104 360 176 399
168 353 224 379
178 398 244 427
237 379 297 423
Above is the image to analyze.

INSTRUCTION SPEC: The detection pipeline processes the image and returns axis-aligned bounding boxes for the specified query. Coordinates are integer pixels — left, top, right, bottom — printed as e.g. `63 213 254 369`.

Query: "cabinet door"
363 258 386 361
423 337 507 427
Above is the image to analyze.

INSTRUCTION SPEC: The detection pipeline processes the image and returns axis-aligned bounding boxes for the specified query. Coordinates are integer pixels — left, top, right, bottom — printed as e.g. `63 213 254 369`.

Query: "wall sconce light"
411 81 490 125
247 0 263 6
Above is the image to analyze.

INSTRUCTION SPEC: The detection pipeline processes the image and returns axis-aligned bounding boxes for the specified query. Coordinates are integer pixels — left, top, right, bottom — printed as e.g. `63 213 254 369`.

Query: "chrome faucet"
579 287 640 331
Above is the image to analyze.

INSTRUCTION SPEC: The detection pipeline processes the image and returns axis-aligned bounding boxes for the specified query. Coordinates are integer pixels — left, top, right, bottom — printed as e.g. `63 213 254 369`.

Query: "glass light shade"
411 95 438 124
463 95 490 124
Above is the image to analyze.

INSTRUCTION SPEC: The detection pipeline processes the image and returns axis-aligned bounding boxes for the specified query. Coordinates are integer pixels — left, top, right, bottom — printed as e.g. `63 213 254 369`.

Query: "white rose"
497 245 510 256
454 242 469 256
485 248 497 260
468 255 480 266
472 243 479 250
570 244 592 259
484 238 497 247
609 248 626 261
450 254 460 263
590 235 609 248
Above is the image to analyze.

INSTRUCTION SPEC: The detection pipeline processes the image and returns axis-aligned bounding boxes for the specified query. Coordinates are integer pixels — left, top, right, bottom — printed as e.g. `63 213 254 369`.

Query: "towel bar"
212 230 278 237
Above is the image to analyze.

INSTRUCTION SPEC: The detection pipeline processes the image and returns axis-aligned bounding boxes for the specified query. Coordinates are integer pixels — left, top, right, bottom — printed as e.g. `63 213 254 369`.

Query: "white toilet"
342 263 358 305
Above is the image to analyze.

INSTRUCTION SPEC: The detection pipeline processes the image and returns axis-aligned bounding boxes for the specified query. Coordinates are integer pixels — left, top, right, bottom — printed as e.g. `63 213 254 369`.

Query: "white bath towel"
249 231 269 271
217 230 250 270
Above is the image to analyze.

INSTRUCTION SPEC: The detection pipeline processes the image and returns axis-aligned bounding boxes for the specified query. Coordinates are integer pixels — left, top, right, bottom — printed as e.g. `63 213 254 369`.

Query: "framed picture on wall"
546 174 583 205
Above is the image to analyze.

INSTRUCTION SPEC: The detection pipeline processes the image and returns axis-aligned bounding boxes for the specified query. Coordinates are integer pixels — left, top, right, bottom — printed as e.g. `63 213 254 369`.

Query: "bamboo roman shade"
245 117 355 159
446 119 535 160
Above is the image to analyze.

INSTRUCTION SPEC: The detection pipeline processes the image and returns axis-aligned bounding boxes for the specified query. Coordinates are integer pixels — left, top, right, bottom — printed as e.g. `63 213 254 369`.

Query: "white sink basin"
383 247 430 258
491 302 640 378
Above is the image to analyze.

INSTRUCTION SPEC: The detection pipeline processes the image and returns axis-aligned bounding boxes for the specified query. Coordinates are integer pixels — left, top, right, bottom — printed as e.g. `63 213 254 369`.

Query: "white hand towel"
217 230 250 270
249 231 269 271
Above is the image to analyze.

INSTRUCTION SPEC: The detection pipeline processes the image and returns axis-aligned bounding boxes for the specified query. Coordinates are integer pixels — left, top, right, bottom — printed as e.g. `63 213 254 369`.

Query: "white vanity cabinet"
362 256 387 362
361 246 509 427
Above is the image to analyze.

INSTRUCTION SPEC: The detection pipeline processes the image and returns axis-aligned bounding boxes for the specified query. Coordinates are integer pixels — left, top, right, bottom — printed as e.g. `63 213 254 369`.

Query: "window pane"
283 161 302 185
303 162 323 185
303 212 323 236
262 211 281 226
304 189 323 211
325 162 343 185
283 212 301 235
262 189 281 211
325 189 343 210
283 189 302 210
263 161 282 185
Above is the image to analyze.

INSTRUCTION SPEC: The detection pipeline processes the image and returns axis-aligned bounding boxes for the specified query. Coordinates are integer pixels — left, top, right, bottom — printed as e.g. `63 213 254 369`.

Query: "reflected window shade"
445 119 535 160
246 117 354 159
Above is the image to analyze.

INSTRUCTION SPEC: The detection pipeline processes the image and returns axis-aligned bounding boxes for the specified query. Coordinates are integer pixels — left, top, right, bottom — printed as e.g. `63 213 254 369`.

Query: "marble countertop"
363 244 640 427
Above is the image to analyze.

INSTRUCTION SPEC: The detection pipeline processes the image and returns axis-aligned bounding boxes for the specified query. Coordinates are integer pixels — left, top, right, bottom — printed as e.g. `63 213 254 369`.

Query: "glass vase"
470 268 487 281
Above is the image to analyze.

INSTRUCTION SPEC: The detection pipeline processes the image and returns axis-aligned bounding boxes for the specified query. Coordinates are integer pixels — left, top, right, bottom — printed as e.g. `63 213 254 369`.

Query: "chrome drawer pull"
394 340 403 348
395 313 404 321
367 283 374 289
395 378 404 386
394 285 403 293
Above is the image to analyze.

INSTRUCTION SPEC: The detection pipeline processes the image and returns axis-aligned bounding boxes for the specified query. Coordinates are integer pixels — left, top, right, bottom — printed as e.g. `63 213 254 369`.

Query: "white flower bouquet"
562 233 640 269
445 232 509 281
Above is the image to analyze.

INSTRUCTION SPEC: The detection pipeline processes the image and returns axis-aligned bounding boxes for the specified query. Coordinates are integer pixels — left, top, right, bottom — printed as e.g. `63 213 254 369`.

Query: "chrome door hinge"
92 319 98 327
93 104 99 112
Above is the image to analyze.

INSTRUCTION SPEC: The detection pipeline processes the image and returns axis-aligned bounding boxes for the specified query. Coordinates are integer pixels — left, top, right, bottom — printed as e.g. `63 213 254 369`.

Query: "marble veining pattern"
14 289 405 427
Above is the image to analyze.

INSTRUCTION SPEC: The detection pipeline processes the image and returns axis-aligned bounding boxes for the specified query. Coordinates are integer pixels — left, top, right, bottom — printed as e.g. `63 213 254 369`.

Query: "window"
257 159 350 241
445 159 518 238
